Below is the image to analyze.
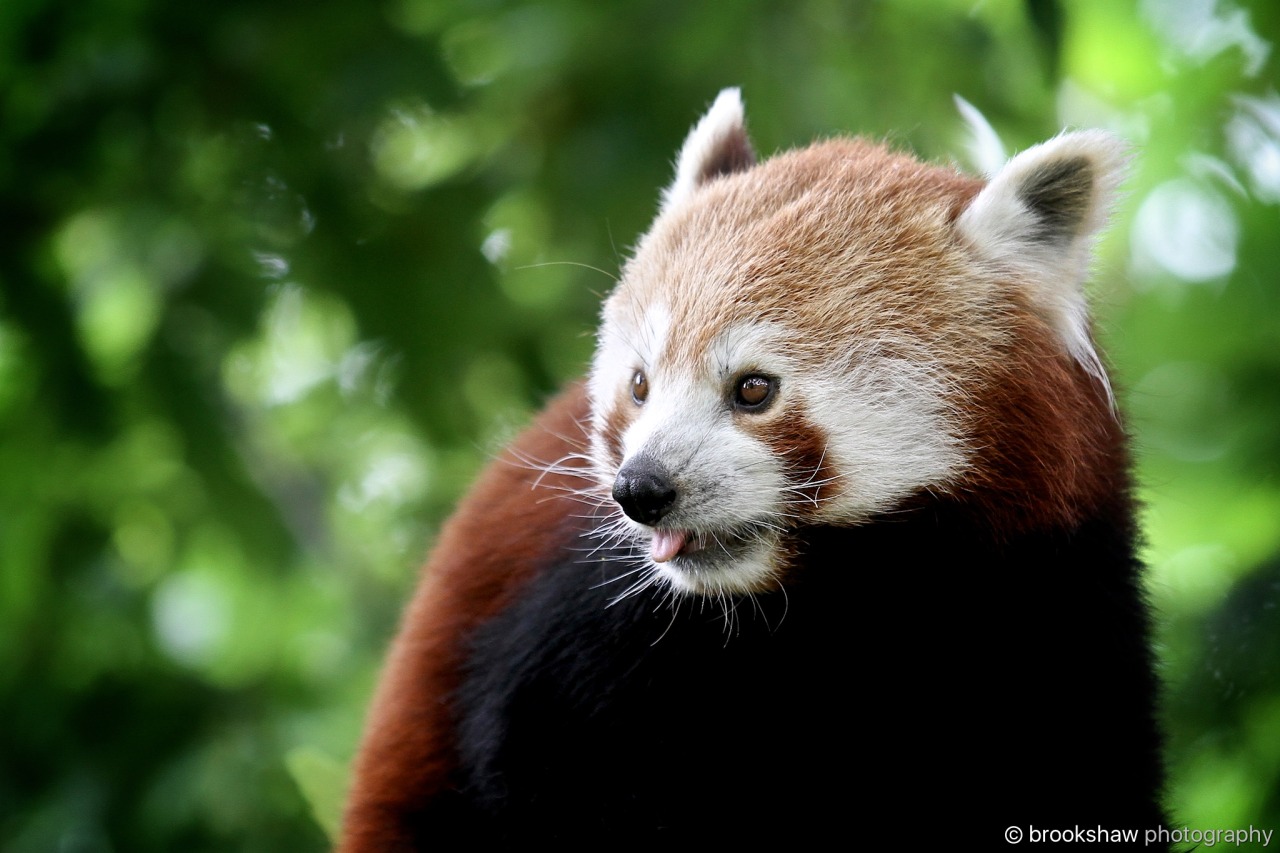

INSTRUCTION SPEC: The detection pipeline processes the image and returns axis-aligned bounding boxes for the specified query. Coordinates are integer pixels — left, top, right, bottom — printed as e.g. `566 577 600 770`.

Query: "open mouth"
647 526 764 564
641 522 784 595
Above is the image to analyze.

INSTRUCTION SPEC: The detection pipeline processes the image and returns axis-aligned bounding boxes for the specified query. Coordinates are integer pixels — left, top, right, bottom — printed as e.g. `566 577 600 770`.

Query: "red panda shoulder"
338 382 591 851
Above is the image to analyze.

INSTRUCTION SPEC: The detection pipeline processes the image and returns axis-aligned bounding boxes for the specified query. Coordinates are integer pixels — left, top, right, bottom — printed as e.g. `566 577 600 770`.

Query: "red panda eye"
734 375 774 410
631 370 649 404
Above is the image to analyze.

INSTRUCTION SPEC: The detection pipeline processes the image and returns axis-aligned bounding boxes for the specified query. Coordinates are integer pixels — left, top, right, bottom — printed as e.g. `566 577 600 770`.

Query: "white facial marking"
806 353 966 522
587 300 671 468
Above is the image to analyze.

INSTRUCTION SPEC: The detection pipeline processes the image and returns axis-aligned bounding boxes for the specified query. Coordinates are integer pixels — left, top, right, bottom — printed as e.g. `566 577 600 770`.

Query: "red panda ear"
659 88 756 215
956 130 1129 397
957 130 1128 269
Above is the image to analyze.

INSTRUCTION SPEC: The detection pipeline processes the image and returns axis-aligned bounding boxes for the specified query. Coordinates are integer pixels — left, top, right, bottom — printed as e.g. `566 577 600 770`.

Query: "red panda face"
586 90 1127 597
589 302 970 596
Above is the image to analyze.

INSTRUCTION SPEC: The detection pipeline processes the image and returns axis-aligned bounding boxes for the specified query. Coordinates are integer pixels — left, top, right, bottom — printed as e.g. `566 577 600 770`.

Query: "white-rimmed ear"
659 88 756 215
956 130 1129 400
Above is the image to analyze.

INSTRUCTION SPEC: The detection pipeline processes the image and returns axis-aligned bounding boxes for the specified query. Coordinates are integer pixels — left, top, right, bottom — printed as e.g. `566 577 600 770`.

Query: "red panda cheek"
751 408 835 515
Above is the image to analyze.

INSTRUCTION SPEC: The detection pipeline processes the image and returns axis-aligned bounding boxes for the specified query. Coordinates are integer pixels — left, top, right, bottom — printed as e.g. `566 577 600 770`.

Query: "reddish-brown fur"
959 307 1128 535
337 383 591 852
753 406 837 510
623 140 987 366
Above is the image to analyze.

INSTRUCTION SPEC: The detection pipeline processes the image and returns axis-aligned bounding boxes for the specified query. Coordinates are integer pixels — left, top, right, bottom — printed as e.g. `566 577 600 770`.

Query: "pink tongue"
649 529 689 563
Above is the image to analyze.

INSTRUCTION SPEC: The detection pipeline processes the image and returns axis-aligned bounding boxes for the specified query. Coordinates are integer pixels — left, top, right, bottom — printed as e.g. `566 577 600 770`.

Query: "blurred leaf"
285 746 349 843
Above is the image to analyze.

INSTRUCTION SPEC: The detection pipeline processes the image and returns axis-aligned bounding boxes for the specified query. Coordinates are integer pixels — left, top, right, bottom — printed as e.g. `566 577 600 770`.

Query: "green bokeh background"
2 0 1278 848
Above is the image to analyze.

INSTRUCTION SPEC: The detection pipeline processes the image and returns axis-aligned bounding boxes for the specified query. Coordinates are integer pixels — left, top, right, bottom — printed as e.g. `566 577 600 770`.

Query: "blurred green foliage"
1 0 1278 849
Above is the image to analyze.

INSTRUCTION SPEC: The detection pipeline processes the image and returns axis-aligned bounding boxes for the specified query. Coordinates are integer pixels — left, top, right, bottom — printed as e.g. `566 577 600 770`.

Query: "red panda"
338 89 1167 849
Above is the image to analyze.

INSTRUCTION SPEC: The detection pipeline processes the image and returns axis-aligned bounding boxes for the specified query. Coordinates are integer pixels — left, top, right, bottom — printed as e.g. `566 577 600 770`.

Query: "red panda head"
586 89 1129 596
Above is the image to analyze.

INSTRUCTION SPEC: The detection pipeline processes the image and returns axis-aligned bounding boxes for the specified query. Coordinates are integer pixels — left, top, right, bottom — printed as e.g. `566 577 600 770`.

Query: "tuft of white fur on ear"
659 88 756 215
956 130 1129 404
953 94 1007 178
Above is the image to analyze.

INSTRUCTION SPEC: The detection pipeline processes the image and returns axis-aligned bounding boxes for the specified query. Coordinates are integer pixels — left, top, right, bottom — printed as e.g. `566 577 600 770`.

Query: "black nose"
612 457 678 525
